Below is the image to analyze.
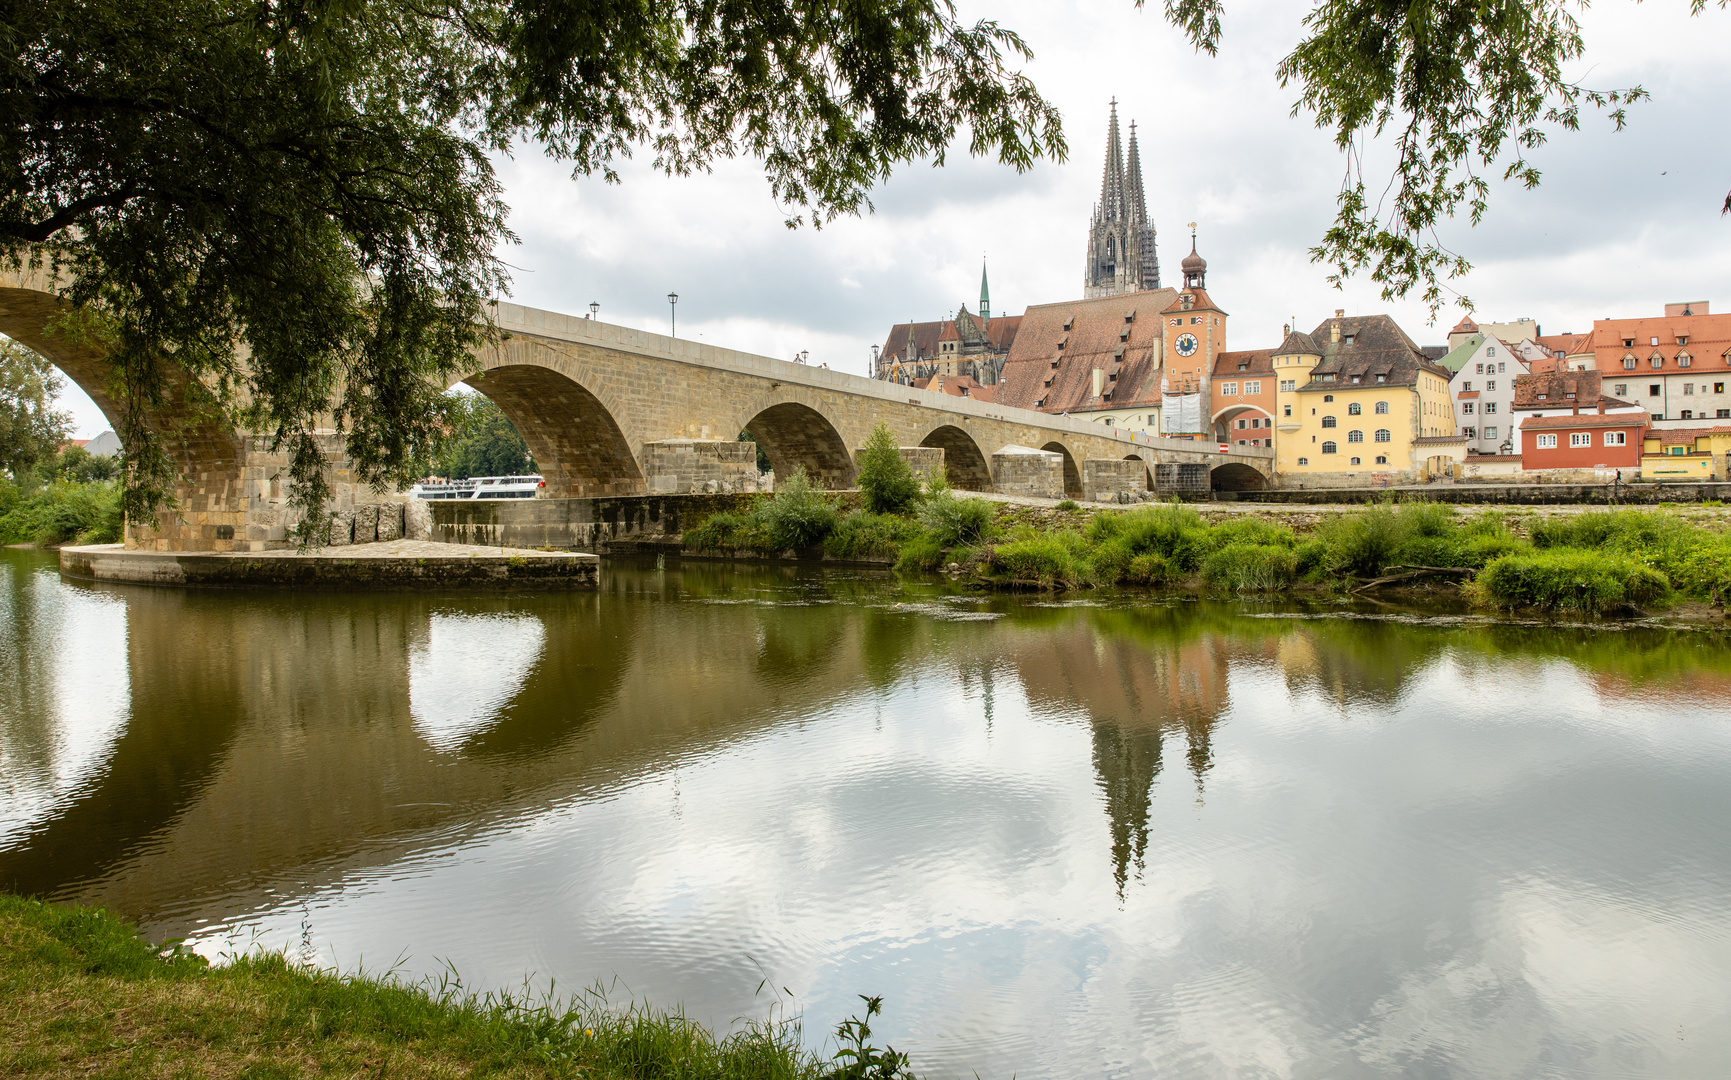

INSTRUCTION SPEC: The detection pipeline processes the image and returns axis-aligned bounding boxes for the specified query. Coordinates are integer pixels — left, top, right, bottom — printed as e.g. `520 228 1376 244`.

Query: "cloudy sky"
56 0 1731 436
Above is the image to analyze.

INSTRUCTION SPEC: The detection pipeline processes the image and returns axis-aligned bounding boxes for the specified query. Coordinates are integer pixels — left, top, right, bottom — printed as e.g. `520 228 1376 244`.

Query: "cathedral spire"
1083 100 1159 297
1125 123 1159 290
1099 99 1125 223
979 259 991 321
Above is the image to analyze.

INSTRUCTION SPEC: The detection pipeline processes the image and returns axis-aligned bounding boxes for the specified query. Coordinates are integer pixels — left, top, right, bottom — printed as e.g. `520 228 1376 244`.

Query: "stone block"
352 503 380 544
991 445 1064 499
403 498 432 540
325 510 354 546
376 502 404 541
1083 458 1149 502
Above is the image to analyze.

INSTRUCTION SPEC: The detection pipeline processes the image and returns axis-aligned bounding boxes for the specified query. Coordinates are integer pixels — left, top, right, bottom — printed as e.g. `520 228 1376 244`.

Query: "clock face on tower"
1175 333 1199 357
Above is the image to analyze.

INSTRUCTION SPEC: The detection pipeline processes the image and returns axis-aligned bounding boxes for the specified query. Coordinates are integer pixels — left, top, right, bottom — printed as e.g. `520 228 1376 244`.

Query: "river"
2 547 1729 1077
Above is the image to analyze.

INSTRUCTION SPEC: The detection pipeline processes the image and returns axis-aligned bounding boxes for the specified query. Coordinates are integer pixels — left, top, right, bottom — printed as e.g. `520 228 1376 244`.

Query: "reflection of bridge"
1 266 1271 551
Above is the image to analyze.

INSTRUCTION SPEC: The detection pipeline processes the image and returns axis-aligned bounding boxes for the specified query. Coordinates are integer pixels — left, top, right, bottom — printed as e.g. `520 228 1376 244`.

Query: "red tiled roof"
997 289 1180 412
1521 413 1647 430
1591 310 1731 375
1212 349 1274 377
1513 370 1602 408
1451 315 1478 333
1647 423 1731 443
1161 286 1227 316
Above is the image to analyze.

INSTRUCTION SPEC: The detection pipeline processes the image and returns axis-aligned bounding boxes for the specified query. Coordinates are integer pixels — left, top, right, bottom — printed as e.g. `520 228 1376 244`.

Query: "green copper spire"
979 259 990 321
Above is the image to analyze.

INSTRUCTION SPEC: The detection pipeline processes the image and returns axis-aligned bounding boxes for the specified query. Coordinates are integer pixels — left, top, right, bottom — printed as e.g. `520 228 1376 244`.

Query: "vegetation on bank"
0 894 921 1080
682 425 1731 616
0 479 123 546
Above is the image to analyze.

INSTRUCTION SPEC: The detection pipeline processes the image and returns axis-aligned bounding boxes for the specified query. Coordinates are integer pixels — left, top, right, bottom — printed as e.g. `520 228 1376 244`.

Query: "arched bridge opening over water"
0 268 1273 551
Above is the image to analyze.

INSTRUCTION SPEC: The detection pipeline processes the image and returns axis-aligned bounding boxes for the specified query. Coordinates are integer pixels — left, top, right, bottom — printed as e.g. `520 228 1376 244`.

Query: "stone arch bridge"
1 270 1272 551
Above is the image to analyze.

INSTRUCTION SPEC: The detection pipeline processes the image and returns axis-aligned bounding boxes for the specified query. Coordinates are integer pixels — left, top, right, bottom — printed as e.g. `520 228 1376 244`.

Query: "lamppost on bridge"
667 292 679 337
589 301 599 320
870 343 879 378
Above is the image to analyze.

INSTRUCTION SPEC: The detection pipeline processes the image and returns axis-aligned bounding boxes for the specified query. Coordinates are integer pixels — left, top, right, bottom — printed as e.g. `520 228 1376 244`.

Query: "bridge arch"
1211 462 1268 492
740 401 855 490
1041 442 1084 498
1 268 248 548
460 363 643 497
919 424 992 491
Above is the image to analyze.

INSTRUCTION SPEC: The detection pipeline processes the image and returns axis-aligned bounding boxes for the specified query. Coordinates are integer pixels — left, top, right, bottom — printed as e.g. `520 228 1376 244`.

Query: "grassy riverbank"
0 895 915 1079
682 456 1731 616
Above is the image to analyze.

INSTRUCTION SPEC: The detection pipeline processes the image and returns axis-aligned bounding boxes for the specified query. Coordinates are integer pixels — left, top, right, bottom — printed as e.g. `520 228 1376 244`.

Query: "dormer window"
1238 362 1249 371
1119 330 1129 342
1124 311 1135 323
1678 352 1692 368
1650 354 1663 369
1537 393 1548 401
1376 374 1387 383
1343 334 1356 344
1063 319 1073 331
1351 375 1362 384
1677 335 1689 345
1623 338 1634 348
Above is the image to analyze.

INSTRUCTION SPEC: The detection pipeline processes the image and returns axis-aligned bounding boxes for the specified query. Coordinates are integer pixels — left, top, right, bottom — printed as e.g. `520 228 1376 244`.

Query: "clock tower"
1156 230 1226 434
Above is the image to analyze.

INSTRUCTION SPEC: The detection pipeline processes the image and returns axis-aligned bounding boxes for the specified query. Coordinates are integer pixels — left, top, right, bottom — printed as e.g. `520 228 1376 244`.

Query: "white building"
1441 334 1527 455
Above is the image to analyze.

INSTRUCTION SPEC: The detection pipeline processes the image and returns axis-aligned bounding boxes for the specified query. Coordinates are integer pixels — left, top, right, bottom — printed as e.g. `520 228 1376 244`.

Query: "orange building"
1590 301 1731 426
1211 349 1276 447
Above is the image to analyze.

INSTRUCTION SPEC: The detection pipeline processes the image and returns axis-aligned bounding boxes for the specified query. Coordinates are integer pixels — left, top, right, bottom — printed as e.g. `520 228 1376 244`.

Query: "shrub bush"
1054 499 1079 511
0 481 123 546
1472 549 1671 614
855 423 921 515
824 512 920 560
917 493 994 548
1124 552 1174 584
1201 542 1298 591
759 467 838 550
984 534 1090 588
893 532 947 572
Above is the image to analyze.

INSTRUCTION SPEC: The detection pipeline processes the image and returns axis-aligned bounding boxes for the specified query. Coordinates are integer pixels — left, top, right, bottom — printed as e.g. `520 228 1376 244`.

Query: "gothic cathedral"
1082 101 1159 298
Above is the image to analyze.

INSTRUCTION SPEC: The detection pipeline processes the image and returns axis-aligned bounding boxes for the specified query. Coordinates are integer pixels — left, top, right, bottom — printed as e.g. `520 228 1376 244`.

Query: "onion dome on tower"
1180 230 1207 289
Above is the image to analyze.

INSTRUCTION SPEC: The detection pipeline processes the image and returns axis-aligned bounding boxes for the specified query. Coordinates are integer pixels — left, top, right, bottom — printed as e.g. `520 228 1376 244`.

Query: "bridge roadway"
1 265 1272 551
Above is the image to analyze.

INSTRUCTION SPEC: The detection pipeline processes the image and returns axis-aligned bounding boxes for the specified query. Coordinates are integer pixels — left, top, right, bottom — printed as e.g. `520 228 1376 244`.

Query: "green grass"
1470 550 1672 614
0 894 923 1080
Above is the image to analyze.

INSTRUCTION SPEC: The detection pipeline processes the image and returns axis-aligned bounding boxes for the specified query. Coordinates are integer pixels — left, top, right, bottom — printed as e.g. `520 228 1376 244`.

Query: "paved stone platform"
59 541 599 590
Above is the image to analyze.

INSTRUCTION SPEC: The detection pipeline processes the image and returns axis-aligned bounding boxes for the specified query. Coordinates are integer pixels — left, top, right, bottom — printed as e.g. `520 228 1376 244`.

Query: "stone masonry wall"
642 439 769 494
992 448 1065 499
1083 458 1150 502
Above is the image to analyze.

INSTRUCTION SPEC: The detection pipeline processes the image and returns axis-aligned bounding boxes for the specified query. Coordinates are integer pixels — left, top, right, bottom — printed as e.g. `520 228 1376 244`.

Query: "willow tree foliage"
1160 0 1721 314
1 0 1062 526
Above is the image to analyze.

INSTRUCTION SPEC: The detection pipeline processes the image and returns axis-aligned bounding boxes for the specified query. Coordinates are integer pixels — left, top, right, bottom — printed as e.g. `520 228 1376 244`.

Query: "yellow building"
1272 313 1463 483
1640 426 1731 481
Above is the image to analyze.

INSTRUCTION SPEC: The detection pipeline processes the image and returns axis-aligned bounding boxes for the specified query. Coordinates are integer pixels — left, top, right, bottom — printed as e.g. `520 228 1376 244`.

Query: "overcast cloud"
57 0 1731 436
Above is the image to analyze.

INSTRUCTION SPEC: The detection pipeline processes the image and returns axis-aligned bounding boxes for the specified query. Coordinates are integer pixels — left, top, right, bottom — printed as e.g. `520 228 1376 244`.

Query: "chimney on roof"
1331 321 1341 344
1092 368 1106 399
1334 308 1345 318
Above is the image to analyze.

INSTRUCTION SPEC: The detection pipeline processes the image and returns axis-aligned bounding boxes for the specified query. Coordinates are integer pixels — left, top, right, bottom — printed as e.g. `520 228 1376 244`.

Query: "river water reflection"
3 547 1731 1077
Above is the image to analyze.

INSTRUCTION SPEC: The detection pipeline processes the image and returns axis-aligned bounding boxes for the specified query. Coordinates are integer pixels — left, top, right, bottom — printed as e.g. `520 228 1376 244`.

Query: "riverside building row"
867 101 1731 486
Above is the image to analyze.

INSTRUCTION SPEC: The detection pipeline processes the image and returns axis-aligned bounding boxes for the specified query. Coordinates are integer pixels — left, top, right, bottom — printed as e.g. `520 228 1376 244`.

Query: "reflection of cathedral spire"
1090 719 1163 898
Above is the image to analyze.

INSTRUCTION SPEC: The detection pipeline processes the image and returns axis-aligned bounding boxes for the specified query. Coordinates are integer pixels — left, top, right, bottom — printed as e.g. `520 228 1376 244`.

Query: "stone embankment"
59 540 598 589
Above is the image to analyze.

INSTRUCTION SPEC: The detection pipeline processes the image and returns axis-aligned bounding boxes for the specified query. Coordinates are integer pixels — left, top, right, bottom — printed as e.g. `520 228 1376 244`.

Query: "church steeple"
979 259 990 321
1083 100 1160 298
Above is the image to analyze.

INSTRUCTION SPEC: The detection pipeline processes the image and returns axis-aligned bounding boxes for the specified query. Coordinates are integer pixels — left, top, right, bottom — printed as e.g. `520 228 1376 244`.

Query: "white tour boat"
410 475 545 500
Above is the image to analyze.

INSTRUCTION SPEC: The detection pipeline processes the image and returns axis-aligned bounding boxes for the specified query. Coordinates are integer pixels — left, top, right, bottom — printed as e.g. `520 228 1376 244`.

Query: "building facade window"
1374 429 1391 442
1462 427 1476 439
1624 357 1636 370
1322 415 1337 428
1245 380 1261 394
1321 441 1337 454
1323 393 1334 401
1536 434 1557 448
1570 432 1591 447
1650 385 1661 396
1615 384 1627 396
1484 427 1498 440
1297 457 1309 465
1462 402 1474 414
1348 402 1362 415
1348 429 1364 443
1375 455 1388 464
1375 401 1389 414
1221 382 1238 395
1684 383 1694 395
1350 456 1362 465
1483 402 1496 414
1279 379 1295 392
1604 431 1626 446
